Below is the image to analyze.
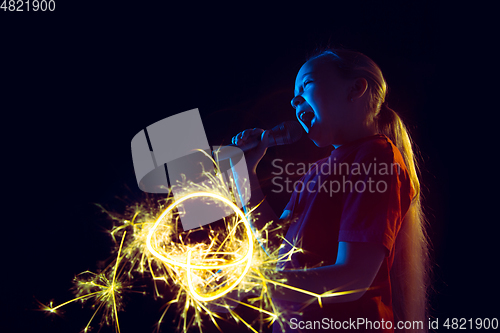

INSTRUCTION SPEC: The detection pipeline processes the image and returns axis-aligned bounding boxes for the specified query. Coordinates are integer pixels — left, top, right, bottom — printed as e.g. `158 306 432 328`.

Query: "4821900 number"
443 318 498 330
1 0 55 11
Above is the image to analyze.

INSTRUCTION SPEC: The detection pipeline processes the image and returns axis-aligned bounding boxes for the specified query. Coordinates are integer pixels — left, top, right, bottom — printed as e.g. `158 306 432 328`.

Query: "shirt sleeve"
337 140 411 254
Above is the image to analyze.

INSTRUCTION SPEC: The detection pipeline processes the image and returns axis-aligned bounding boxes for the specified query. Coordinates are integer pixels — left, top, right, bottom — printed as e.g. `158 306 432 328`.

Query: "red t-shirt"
273 134 414 332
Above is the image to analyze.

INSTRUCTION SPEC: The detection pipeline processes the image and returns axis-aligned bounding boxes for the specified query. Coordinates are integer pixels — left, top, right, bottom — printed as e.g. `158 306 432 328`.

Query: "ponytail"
378 102 430 332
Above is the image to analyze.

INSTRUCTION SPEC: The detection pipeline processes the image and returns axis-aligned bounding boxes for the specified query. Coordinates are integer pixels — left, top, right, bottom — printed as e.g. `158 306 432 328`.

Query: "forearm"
229 128 278 232
272 264 366 304
271 242 386 304
245 171 279 231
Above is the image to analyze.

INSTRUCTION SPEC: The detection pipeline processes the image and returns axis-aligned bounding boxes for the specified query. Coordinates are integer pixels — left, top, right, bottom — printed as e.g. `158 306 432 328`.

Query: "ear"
348 77 368 101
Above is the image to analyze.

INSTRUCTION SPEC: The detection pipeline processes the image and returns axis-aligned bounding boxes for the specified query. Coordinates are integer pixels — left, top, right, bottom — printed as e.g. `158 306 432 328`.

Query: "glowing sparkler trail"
145 191 254 302
39 151 367 332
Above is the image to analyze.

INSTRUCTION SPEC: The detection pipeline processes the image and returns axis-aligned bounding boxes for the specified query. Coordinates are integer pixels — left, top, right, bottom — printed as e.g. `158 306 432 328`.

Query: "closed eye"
303 80 313 88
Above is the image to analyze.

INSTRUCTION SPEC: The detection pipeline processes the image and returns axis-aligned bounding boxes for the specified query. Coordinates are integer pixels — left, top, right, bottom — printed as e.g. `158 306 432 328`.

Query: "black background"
2 2 495 332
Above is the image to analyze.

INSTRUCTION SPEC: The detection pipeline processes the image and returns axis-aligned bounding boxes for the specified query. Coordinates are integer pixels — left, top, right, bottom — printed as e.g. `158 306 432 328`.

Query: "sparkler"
38 150 365 332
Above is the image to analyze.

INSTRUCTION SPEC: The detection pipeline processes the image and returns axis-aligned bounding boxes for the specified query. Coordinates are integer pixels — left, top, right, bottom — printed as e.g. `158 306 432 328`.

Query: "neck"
333 123 378 148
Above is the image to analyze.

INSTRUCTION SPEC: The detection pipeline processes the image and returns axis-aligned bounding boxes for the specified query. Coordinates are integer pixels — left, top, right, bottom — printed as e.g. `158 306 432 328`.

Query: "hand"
232 128 270 174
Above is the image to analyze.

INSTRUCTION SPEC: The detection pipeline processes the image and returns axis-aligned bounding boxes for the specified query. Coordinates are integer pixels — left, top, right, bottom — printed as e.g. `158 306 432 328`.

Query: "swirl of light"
146 191 254 302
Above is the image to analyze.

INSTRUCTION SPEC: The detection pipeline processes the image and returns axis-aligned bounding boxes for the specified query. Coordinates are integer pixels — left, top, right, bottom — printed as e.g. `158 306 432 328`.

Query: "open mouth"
298 110 315 129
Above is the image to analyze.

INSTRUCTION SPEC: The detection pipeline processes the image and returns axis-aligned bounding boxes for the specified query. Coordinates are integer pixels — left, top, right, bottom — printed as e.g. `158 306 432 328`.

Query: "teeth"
300 111 313 122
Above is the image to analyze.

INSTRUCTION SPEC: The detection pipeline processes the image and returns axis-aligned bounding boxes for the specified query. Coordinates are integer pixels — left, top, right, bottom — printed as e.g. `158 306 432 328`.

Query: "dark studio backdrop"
2 2 494 332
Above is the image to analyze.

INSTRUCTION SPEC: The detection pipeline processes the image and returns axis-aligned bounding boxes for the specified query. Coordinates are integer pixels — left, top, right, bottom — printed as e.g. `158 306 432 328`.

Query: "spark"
40 150 366 332
39 230 130 332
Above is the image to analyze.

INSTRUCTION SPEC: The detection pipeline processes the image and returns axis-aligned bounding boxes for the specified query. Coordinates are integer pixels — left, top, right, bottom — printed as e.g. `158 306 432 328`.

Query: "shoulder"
342 135 410 178
351 135 396 163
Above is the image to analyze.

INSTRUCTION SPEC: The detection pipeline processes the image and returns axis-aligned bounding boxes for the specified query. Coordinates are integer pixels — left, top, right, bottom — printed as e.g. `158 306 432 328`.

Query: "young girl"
232 48 430 332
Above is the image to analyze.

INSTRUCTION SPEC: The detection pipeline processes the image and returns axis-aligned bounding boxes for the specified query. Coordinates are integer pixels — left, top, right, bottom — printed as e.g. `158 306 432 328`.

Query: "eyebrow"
300 72 314 81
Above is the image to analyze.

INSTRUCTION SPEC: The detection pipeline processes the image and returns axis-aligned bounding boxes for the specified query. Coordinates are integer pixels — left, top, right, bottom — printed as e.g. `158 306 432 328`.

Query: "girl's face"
291 56 357 147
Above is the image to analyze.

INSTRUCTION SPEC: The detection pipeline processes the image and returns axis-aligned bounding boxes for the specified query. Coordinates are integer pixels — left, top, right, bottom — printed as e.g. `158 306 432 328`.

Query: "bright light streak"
38 152 365 332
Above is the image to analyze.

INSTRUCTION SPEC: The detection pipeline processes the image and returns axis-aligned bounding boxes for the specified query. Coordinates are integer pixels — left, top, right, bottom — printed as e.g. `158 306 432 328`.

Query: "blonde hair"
310 48 430 332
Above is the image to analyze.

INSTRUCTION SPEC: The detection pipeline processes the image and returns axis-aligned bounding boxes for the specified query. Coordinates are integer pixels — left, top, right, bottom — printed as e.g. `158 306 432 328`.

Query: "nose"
291 95 304 109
